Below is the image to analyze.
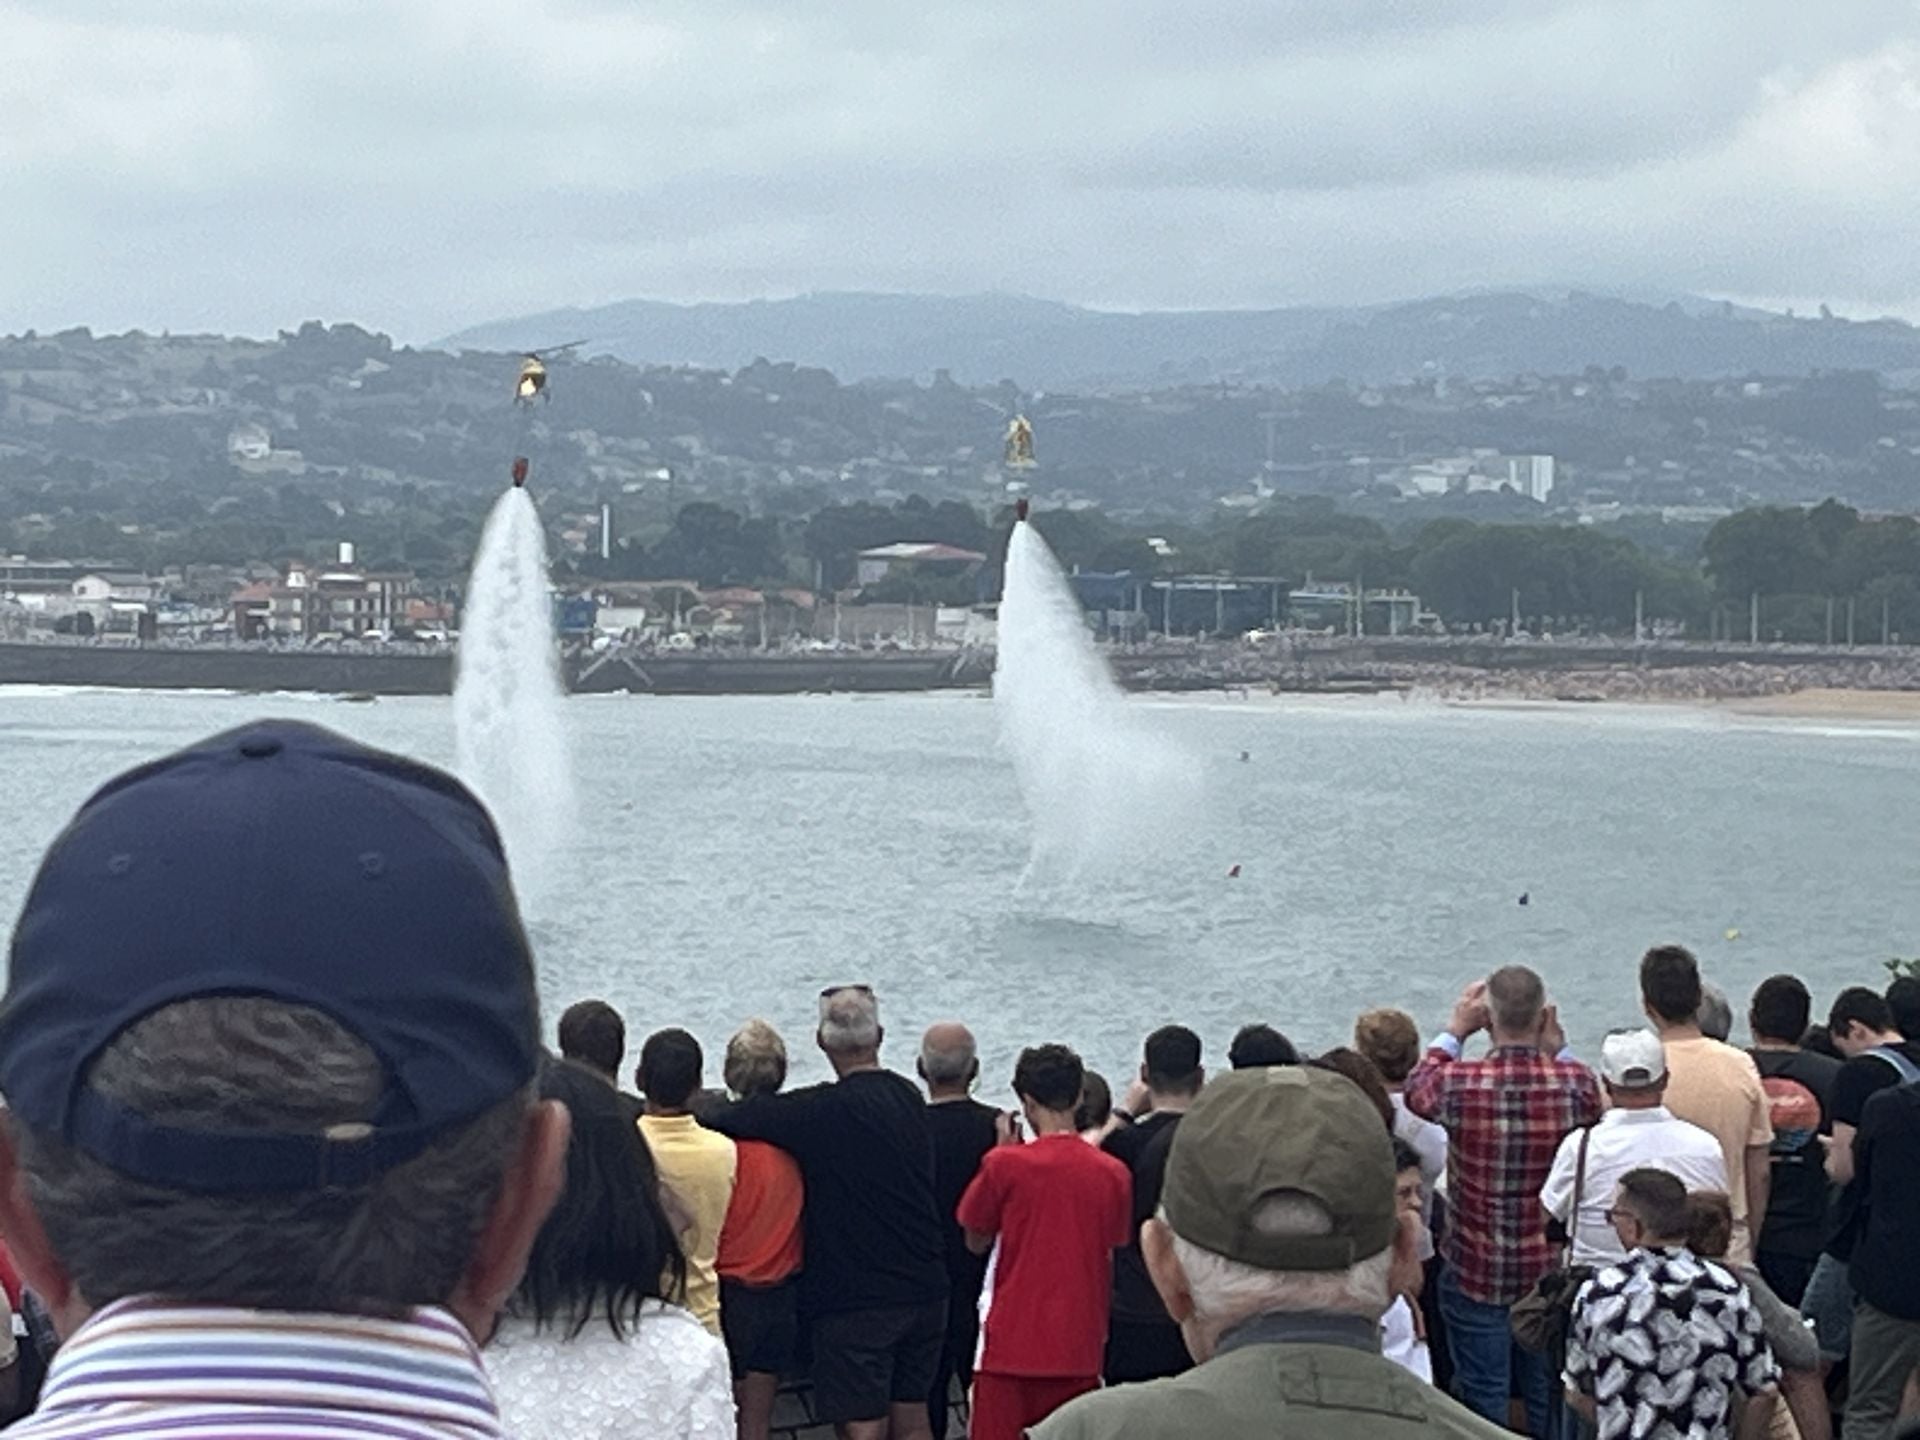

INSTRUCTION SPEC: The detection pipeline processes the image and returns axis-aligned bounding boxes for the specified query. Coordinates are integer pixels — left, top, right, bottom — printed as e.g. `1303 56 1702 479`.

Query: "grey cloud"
2 0 1917 339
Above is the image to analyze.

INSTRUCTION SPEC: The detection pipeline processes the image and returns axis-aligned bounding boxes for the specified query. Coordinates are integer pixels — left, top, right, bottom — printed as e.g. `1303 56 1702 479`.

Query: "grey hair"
17 996 529 1315
818 987 881 1054
1487 965 1546 1036
1696 984 1733 1043
1168 1194 1393 1327
725 1019 788 1098
919 1031 976 1085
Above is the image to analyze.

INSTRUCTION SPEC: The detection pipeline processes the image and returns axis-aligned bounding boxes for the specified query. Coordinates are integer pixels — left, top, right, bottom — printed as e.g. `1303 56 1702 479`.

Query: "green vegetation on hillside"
6 324 1920 637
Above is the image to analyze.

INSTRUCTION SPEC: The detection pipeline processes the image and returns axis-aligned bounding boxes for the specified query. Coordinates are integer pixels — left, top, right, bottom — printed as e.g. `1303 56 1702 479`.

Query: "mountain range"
435 289 1920 392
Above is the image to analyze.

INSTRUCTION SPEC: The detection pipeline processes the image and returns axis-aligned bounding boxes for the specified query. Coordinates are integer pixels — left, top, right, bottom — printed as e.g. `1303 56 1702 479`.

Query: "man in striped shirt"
0 721 570 1439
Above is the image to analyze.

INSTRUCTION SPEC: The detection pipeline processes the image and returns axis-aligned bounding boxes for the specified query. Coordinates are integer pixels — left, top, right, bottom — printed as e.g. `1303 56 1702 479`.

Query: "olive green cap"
1162 1065 1398 1271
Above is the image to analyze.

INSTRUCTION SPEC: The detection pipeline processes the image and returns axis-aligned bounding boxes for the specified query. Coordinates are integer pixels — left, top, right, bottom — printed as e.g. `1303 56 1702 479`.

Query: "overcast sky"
5 0 1918 342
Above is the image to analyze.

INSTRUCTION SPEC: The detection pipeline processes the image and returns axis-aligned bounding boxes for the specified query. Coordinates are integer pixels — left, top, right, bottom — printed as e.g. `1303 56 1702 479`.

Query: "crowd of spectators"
0 721 1916 1440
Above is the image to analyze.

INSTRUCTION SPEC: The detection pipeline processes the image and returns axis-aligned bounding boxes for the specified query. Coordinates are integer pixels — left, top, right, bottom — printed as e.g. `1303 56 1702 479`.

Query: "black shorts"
1755 1249 1818 1310
720 1276 799 1380
809 1300 946 1425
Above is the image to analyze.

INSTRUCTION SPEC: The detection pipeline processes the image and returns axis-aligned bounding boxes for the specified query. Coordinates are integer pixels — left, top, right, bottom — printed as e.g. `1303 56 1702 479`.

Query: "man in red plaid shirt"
1406 967 1603 1436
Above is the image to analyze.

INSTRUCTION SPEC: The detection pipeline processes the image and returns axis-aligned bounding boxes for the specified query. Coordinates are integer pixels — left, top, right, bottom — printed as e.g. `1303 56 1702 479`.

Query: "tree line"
567 494 1920 642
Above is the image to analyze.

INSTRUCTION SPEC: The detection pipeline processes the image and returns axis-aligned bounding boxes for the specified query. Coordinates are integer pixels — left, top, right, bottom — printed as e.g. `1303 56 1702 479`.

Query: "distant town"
5 315 1920 658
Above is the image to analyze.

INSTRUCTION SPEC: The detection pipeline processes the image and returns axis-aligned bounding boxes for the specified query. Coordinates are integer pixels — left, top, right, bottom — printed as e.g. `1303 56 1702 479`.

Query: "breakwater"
1111 637 1920 701
5 637 1920 700
0 641 454 695
0 641 989 697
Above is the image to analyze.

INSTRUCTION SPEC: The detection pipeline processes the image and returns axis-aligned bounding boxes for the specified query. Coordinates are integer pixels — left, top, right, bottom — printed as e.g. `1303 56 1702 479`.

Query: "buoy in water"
1227 863 1242 879
1725 927 1741 941
1518 892 1530 907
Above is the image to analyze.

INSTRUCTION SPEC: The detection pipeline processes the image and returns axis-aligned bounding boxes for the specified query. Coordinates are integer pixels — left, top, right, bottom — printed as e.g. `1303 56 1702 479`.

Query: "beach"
1715 688 1920 721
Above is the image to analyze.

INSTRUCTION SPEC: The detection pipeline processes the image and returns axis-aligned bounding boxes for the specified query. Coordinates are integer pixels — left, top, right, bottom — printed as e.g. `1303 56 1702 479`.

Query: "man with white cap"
1539 1028 1728 1266
1032 1065 1508 1439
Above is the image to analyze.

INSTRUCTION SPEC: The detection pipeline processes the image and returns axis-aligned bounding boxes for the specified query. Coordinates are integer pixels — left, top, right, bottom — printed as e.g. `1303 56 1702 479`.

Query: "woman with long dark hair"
487 1057 733 1438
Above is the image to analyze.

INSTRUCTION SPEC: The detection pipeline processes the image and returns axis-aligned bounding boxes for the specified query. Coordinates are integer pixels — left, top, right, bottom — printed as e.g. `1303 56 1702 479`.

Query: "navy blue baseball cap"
0 719 542 1192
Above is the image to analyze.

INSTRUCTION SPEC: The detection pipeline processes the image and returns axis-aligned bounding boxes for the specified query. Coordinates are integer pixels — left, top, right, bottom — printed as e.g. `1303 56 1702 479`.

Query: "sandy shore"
1711 688 1920 721
1440 687 1920 722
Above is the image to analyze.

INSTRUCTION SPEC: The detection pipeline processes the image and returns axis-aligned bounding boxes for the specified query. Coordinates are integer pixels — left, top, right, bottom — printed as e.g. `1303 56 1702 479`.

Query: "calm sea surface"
2 687 1915 1100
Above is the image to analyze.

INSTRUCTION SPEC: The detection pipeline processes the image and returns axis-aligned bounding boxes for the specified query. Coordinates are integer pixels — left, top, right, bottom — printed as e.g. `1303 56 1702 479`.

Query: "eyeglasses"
820 983 875 1000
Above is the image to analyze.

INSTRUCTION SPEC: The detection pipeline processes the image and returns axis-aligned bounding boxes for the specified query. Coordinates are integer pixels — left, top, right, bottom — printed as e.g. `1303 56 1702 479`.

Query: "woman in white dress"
487 1057 735 1440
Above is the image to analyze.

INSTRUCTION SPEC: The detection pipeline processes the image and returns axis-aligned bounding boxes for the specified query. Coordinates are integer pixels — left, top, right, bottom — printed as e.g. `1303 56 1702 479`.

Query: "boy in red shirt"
958 1044 1135 1440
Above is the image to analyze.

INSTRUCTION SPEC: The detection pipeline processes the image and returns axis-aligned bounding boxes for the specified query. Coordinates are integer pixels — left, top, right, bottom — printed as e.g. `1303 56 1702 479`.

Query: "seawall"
0 642 991 697
4 638 1918 700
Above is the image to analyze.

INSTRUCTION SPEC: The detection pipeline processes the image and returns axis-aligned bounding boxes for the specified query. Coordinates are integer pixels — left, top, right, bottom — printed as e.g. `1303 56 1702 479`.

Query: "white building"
71 573 160 633
1501 455 1556 503
1399 453 1555 503
855 543 988 588
227 424 272 462
1403 457 1477 496
73 572 157 605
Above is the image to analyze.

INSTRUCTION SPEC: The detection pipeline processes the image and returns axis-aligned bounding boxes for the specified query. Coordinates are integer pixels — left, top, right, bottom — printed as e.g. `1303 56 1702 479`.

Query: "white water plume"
454 487 573 909
995 520 1198 887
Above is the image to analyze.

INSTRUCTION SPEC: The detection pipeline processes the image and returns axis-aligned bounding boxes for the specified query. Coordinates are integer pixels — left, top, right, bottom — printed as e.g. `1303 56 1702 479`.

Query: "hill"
435 289 1920 391
8 321 1920 588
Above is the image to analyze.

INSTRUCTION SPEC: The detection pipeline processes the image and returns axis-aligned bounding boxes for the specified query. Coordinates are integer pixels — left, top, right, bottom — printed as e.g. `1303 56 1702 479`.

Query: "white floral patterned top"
486 1302 735 1440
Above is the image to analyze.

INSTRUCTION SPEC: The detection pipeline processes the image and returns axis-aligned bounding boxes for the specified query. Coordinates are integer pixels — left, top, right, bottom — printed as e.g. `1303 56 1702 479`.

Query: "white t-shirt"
487 1303 734 1440
1390 1093 1449 1196
1380 1296 1432 1384
1539 1106 1728 1265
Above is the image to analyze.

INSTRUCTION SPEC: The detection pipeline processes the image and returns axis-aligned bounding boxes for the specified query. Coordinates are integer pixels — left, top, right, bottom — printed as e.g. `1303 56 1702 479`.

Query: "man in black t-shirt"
917 1021 1005 1440
1844 1079 1920 1438
1889 974 1920 1063
708 987 948 1440
1100 1024 1205 1384
1745 975 1842 1306
1799 986 1920 1366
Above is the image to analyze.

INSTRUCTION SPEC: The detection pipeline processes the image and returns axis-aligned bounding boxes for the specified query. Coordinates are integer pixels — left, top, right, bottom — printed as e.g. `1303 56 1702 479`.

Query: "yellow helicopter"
514 340 587 405
1004 413 1037 468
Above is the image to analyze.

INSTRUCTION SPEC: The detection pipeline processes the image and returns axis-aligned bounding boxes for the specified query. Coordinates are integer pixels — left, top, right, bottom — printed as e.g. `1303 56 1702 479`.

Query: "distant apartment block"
1502 454 1556 502
235 544 415 640
1397 451 1554 503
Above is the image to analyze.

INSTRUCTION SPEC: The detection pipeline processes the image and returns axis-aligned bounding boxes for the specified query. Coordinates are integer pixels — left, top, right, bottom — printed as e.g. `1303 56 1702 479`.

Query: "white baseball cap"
1601 1028 1668 1089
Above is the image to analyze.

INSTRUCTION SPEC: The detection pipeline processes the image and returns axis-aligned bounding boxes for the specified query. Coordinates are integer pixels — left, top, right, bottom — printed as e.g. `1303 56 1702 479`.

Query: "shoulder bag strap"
1869 1045 1920 1084
1566 1125 1593 1264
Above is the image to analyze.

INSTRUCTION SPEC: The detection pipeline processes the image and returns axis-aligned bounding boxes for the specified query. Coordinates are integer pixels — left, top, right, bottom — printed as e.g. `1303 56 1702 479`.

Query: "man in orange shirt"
1639 946 1773 1265
714 1020 805 1440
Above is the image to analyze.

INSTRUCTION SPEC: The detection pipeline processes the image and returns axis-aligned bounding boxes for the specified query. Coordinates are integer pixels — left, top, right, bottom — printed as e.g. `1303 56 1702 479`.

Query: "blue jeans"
1438 1265 1551 1438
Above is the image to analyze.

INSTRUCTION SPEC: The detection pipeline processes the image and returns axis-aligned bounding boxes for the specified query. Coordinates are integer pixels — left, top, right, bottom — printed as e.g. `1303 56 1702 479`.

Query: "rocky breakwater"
0 639 995 697
1106 638 1920 703
0 639 453 695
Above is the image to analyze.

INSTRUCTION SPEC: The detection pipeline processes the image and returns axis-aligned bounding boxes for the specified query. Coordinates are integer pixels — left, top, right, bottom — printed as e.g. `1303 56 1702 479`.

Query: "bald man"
920 1022 1008 1439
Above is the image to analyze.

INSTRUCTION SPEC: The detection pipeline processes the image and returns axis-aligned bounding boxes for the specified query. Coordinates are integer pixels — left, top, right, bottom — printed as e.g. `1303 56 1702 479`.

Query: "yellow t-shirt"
639 1113 738 1335
1660 1036 1774 1265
